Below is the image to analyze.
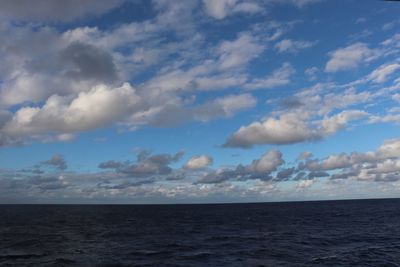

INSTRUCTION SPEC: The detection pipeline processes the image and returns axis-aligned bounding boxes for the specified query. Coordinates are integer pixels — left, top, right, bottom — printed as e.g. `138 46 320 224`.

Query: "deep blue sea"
1 199 400 266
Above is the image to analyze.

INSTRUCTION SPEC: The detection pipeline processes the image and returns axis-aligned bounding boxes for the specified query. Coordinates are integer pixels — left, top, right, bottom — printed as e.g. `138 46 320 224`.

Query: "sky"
0 0 400 204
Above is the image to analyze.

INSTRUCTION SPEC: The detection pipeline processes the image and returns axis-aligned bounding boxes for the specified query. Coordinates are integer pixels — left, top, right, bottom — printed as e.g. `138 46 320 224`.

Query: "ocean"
1 199 400 266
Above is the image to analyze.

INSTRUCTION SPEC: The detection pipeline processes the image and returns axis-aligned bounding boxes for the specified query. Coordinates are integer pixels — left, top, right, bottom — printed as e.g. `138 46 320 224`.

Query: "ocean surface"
1 199 400 266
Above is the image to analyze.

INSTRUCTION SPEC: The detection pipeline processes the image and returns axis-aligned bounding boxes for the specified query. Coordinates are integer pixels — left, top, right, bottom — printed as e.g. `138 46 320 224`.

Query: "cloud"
202 0 262 20
202 0 320 20
296 179 315 189
304 67 319 81
0 23 119 107
368 63 400 83
224 110 367 148
192 94 257 121
42 154 67 170
217 33 264 70
298 139 400 182
98 160 123 169
98 151 184 178
319 110 368 135
245 62 295 90
0 0 123 22
2 139 400 202
2 83 140 139
275 39 316 53
224 113 319 148
298 151 313 160
247 150 284 173
126 93 256 128
288 0 321 8
184 155 213 170
60 42 118 82
196 150 284 183
325 43 380 72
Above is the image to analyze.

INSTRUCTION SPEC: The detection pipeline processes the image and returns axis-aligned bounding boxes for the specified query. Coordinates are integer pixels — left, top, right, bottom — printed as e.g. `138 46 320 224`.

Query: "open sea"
1 199 400 266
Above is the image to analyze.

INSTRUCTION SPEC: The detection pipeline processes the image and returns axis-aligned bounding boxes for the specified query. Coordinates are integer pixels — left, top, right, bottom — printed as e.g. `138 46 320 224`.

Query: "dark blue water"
1 199 400 266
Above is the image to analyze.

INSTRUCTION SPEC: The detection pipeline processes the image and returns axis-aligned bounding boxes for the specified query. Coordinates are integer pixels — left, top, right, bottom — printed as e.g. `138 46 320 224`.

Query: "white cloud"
368 63 400 83
217 33 264 70
296 179 315 189
393 94 400 102
369 114 400 125
184 155 213 170
246 150 284 173
319 110 368 135
275 39 316 53
3 83 140 138
245 62 295 90
288 0 321 8
376 139 400 159
196 150 284 183
325 43 380 72
225 109 367 148
298 151 313 160
224 113 318 147
304 67 319 81
202 0 262 20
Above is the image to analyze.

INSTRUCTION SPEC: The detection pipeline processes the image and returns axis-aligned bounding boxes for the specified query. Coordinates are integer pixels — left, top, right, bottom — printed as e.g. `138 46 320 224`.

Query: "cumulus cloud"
98 151 184 178
298 139 400 182
184 155 213 170
224 113 318 147
3 83 140 138
325 43 380 72
225 109 367 148
2 139 400 202
196 150 284 183
42 154 67 170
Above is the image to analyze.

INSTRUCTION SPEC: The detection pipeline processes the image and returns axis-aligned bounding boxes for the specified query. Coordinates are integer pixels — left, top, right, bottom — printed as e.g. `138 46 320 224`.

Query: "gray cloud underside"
0 0 335 147
3 138 400 202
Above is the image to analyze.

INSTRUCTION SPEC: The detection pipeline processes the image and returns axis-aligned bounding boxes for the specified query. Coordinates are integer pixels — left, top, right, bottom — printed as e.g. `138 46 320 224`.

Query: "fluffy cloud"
196 150 284 183
2 139 400 202
325 43 380 72
224 113 318 147
225 109 367 148
184 155 213 170
3 83 140 138
319 110 368 134
98 151 184 178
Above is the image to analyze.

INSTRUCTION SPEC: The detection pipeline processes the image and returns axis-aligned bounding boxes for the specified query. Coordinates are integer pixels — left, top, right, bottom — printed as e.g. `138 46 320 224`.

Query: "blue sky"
0 0 400 203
